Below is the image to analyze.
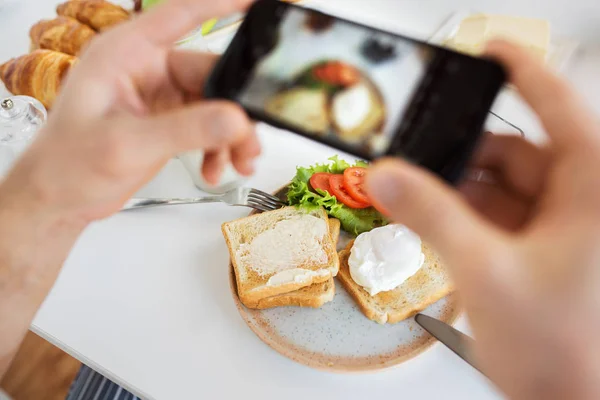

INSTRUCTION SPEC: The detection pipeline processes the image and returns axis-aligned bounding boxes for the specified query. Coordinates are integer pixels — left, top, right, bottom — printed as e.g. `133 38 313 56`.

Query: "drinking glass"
0 96 47 176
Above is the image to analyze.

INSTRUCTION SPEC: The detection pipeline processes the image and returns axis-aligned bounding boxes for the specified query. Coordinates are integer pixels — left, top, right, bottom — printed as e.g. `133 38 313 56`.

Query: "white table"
1 0 600 399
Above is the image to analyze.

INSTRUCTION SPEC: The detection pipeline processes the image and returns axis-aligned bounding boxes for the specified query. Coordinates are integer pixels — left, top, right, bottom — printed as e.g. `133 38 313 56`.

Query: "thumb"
366 159 507 278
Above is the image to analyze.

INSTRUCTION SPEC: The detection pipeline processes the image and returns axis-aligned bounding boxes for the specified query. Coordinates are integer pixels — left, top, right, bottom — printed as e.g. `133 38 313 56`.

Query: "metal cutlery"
415 313 485 376
121 187 286 212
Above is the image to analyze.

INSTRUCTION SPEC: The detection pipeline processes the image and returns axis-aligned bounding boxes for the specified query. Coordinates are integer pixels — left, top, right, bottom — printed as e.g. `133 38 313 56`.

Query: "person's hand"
366 41 600 400
2 0 259 224
0 0 261 377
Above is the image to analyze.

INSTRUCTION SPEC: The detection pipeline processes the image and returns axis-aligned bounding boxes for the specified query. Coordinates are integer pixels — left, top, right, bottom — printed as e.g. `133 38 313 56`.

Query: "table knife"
415 313 484 375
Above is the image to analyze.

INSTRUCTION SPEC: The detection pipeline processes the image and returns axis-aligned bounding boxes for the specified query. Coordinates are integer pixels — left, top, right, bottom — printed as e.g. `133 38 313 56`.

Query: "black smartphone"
204 0 506 183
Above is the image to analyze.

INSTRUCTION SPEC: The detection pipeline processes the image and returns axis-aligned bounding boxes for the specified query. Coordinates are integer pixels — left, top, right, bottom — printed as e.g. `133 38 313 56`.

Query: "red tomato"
313 65 331 83
312 62 361 87
336 63 360 86
329 175 370 209
343 167 371 205
309 172 332 194
323 63 337 83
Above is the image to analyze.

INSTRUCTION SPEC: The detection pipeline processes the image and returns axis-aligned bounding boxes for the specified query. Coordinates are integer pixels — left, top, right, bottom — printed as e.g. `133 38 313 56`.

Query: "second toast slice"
337 241 454 324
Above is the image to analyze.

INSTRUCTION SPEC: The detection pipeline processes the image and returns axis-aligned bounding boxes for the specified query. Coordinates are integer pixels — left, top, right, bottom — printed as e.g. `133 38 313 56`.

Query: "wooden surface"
1 331 80 400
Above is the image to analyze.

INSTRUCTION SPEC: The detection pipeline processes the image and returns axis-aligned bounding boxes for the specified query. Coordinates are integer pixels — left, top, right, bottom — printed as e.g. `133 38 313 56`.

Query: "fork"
121 187 286 212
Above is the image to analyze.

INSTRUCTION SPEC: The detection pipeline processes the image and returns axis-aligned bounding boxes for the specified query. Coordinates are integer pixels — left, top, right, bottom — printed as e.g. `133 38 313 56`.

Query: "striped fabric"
66 365 138 400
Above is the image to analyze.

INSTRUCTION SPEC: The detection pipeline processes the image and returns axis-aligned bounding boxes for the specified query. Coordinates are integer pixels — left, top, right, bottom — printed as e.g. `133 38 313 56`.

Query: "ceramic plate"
228 186 460 372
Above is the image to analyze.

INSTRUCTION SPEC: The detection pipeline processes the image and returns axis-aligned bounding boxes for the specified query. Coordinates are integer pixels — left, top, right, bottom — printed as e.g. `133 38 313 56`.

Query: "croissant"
30 16 96 56
0 50 78 109
56 0 130 32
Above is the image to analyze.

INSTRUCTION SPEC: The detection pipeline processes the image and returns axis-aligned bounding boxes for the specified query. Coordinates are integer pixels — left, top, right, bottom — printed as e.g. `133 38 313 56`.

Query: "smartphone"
204 0 506 183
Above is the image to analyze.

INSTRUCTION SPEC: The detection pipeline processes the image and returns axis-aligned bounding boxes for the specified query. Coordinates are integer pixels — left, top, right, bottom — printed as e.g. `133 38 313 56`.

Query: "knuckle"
215 101 247 123
207 102 249 137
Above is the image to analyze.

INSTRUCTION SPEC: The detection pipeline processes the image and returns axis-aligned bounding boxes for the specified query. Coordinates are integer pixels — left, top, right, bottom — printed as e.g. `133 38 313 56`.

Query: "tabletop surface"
1 0 600 399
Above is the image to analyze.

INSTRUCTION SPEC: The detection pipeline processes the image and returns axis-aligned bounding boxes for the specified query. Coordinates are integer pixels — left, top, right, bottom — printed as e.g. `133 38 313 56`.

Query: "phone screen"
239 7 431 158
206 1 505 182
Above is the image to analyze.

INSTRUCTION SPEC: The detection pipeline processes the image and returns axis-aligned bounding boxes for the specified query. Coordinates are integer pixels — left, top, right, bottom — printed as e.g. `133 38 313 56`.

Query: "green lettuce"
287 156 387 235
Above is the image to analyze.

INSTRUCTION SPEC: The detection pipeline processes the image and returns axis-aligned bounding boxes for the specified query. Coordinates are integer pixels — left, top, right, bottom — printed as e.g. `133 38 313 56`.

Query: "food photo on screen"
238 8 434 158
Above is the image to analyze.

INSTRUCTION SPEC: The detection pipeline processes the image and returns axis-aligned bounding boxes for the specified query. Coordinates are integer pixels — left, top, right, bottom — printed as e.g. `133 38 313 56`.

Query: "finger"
485 40 600 150
126 0 254 46
365 159 509 276
202 149 229 185
141 101 253 155
230 125 261 176
167 50 218 94
459 180 533 231
470 133 552 198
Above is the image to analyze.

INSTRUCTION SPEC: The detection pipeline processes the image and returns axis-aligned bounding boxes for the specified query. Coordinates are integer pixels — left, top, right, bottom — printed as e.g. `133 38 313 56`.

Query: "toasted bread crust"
253 278 335 309
337 248 388 323
336 241 455 324
238 273 332 307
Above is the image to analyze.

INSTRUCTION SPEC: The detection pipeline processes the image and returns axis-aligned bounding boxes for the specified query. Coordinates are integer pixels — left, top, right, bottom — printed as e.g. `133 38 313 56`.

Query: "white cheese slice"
448 14 550 62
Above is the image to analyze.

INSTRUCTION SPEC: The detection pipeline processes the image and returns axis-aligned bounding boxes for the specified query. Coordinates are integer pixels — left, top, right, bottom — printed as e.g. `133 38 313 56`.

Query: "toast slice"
337 240 454 324
252 218 340 310
252 275 336 309
223 207 339 308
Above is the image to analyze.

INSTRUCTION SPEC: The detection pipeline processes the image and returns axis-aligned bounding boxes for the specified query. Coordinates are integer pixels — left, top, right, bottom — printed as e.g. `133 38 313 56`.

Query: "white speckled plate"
228 186 460 372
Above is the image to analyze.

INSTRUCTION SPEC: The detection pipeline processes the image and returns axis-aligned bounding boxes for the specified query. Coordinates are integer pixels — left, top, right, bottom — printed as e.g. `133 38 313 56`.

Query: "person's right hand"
366 41 600 400
1 0 258 227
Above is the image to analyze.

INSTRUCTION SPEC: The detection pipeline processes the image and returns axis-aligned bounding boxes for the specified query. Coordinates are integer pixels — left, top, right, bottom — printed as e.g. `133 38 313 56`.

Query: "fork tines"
248 188 286 212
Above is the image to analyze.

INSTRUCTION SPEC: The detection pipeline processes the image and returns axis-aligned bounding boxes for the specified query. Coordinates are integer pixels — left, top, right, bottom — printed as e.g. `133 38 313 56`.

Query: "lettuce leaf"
287 156 386 235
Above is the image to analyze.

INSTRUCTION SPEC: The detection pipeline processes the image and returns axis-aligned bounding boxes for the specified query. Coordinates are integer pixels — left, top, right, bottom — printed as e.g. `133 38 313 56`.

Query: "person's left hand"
2 0 259 225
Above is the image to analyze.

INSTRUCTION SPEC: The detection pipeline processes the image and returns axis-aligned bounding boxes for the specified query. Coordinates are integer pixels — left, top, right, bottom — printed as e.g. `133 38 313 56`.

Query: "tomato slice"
322 63 337 84
329 174 370 209
310 172 332 194
337 63 360 86
343 167 371 205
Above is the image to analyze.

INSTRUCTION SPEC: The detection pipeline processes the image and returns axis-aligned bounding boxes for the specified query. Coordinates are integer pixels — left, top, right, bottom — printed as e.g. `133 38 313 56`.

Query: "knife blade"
415 313 484 375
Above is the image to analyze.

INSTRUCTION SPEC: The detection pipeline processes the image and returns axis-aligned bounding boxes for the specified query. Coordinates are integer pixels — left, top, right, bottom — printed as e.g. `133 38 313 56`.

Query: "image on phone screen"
238 7 430 159
205 1 505 182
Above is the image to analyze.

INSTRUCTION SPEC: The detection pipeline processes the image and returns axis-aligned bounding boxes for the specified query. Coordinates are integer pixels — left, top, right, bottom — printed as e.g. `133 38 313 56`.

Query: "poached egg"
349 224 424 296
332 83 372 131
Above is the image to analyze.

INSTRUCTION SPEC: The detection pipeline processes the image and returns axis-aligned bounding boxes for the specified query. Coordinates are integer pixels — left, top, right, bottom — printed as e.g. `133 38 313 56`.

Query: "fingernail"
366 165 401 214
